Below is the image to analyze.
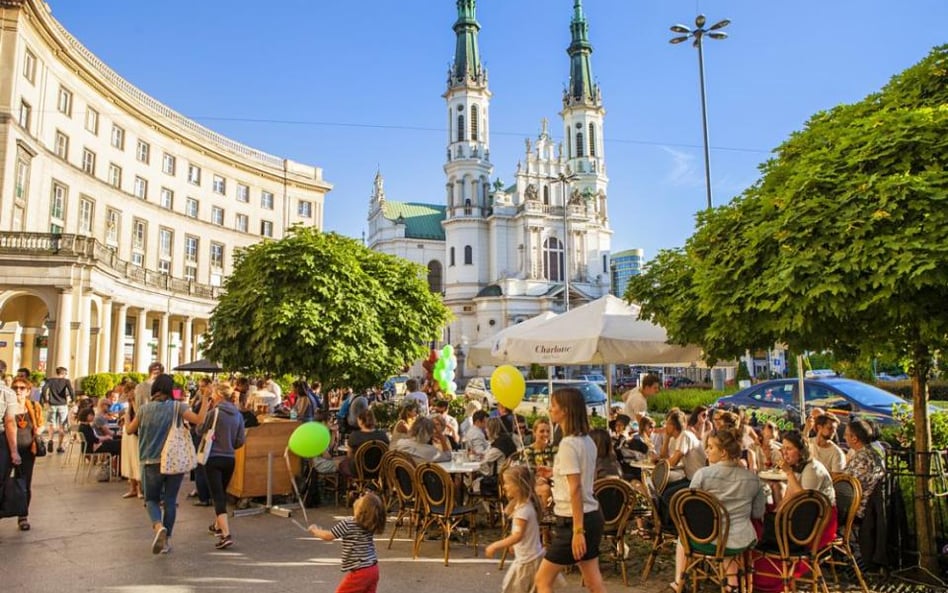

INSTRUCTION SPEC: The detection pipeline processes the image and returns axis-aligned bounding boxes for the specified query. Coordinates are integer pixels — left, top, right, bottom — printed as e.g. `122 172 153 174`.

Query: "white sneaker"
152 526 168 554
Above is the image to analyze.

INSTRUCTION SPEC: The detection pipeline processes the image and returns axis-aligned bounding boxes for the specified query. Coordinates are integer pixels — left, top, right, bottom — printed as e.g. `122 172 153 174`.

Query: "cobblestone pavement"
0 453 926 592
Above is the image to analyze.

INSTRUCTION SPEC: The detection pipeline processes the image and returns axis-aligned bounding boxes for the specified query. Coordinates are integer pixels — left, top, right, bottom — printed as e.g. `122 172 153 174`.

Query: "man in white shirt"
623 374 661 422
403 378 429 416
810 414 846 473
462 410 489 455
431 399 460 443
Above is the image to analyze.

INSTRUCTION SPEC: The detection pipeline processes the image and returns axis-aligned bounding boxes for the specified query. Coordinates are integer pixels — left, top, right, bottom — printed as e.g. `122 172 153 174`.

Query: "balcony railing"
0 232 221 299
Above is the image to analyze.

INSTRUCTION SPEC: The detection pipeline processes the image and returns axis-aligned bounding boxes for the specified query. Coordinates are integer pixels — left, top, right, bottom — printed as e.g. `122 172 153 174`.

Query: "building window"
210 242 224 269
543 237 564 282
85 107 99 135
18 100 31 130
14 157 30 200
427 260 443 293
575 131 585 158
260 220 273 237
133 176 148 200
110 124 125 150
212 175 226 194
449 247 455 267
54 131 69 160
159 187 173 210
464 245 473 265
108 163 122 189
184 265 197 282
132 219 146 266
23 49 36 84
457 114 465 142
50 182 67 222
298 200 312 218
187 164 201 185
185 197 199 218
588 123 596 157
185 235 199 263
136 140 150 164
57 86 72 116
49 223 63 234
107 208 120 245
236 183 249 202
78 197 93 234
261 190 274 210
470 105 478 141
82 149 96 175
162 153 176 175
211 206 224 226
235 213 248 232
158 228 173 274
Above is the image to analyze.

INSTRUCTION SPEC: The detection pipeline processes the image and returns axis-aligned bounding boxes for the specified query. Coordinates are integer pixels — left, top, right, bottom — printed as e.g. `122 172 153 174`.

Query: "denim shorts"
48 405 69 428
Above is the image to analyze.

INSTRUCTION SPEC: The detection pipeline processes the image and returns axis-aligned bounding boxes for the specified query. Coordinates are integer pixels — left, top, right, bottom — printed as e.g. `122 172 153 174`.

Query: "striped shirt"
330 519 377 572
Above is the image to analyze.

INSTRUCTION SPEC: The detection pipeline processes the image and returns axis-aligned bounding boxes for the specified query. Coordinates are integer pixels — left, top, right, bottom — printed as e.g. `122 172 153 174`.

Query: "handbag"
25 402 46 458
160 402 196 475
0 475 28 518
196 408 219 465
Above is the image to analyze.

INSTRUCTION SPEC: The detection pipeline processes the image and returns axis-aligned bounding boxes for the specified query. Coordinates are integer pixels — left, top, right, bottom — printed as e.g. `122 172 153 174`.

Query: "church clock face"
575 122 582 129
457 104 464 111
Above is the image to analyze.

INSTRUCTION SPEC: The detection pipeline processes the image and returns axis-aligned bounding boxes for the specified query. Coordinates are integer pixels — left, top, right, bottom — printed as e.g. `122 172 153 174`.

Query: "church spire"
564 0 600 107
448 0 486 89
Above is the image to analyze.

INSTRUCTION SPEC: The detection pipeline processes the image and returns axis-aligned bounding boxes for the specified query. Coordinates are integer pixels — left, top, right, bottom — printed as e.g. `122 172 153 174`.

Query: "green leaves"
203 226 450 387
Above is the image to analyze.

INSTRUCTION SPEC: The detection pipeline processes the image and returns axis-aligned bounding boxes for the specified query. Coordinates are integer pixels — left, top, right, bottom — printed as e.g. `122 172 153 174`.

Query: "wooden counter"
227 418 302 498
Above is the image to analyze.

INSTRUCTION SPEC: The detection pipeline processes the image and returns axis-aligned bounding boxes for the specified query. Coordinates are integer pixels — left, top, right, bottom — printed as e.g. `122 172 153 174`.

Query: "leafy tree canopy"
203 226 450 388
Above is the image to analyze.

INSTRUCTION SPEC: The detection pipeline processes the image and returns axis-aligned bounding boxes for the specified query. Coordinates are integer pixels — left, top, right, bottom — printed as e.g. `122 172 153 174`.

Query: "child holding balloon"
308 491 386 593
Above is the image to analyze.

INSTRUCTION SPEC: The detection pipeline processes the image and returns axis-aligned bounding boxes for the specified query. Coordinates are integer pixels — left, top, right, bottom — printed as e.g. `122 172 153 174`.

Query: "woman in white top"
534 388 605 593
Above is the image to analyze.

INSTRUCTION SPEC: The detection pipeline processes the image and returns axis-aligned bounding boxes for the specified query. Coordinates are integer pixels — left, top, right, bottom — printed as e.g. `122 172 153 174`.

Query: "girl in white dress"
485 464 546 593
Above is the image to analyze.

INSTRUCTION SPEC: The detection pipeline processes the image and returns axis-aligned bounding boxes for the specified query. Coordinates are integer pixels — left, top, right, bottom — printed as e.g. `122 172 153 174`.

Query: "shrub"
736 362 751 382
649 389 722 414
880 404 948 450
876 380 948 401
371 400 401 430
79 373 117 397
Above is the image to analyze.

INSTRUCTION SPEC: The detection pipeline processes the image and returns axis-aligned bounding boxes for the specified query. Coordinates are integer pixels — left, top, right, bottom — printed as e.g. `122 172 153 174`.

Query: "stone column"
135 309 150 372
53 288 73 372
98 298 112 374
158 312 170 370
19 326 38 371
112 304 127 373
182 317 193 364
75 294 91 378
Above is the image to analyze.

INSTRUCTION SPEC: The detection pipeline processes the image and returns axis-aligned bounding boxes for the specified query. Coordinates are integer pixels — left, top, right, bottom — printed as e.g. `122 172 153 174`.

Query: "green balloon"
288 421 331 458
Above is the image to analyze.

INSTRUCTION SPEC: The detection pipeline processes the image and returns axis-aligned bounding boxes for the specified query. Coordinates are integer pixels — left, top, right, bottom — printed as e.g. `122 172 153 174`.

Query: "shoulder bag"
160 402 196 474
196 408 219 465
0 475 28 518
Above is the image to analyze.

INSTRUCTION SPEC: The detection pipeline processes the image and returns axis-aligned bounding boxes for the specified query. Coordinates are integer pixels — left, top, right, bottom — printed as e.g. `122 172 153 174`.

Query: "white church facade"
367 0 612 374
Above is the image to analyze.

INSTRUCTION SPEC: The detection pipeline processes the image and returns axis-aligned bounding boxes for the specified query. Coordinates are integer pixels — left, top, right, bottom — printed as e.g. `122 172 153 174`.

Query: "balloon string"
285 446 310 525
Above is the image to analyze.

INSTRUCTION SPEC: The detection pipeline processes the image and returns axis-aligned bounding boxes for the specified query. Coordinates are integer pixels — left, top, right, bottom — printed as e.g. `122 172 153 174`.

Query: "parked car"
614 376 638 392
463 377 496 408
713 377 911 426
383 375 411 398
875 372 909 382
664 376 696 389
575 373 607 391
515 380 609 418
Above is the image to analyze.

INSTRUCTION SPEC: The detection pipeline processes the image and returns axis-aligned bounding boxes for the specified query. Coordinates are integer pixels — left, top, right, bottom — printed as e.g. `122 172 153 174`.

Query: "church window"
543 186 550 205
450 247 456 267
575 131 585 157
470 105 479 141
427 260 443 293
588 123 596 157
464 198 472 215
543 237 564 282
464 245 473 265
566 129 571 158
457 115 465 142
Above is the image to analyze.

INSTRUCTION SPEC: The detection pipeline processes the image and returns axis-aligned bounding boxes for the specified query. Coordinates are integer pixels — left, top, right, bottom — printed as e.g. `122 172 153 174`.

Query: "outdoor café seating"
817 474 869 593
752 490 832 593
413 462 479 566
593 476 636 586
384 451 419 549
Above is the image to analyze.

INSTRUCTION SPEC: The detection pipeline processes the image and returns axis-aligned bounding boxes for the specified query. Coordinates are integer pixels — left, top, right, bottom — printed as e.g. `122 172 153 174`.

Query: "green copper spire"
448 0 486 88
564 0 600 107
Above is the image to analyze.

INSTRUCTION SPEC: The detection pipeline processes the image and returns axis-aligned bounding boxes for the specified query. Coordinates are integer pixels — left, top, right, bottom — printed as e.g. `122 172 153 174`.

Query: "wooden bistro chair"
669 488 751 593
593 477 636 586
753 490 832 593
74 431 114 484
347 441 388 503
414 462 479 566
650 459 670 497
817 474 869 593
635 477 679 583
386 452 420 549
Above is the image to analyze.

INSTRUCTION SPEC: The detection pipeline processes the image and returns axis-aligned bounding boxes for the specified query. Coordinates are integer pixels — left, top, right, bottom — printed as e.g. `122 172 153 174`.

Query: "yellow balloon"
491 365 525 409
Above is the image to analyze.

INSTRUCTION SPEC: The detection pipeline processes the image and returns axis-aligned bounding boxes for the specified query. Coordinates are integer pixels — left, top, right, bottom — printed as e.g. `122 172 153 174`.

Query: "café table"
437 459 482 474
758 469 789 482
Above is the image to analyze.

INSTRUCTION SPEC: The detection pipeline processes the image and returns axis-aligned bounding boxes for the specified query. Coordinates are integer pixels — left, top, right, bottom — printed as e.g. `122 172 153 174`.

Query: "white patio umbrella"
493 295 705 366
465 310 558 368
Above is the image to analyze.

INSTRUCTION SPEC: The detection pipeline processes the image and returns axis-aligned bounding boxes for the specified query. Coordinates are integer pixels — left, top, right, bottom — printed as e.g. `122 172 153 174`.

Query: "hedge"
876 380 948 401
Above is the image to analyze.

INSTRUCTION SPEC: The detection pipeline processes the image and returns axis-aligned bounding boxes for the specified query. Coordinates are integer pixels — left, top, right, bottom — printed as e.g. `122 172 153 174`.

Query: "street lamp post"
670 15 729 211
549 172 579 311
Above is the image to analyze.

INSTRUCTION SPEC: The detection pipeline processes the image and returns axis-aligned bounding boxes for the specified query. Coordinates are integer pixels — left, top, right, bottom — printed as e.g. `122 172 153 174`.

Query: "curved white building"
0 0 332 375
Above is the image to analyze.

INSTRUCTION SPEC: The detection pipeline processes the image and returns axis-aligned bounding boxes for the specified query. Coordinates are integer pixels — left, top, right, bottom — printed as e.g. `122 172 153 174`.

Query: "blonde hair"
502 464 542 520
354 491 386 534
215 382 238 403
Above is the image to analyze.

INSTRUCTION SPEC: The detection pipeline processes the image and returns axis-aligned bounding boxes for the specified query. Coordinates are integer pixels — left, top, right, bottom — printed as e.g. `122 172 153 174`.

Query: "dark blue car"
714 377 910 426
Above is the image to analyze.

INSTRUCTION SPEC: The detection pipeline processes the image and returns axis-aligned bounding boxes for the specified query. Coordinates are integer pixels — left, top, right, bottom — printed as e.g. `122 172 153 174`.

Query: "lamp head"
695 14 707 28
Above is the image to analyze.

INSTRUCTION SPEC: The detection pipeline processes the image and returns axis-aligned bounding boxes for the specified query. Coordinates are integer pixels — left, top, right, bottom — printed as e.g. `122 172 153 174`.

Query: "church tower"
443 0 494 333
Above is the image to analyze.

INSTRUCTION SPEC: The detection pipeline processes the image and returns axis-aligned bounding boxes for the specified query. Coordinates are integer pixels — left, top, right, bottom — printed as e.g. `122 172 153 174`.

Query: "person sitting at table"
753 421 782 471
842 419 885 519
430 413 457 452
78 407 121 458
93 398 118 438
390 401 419 446
810 414 846 474
687 406 714 446
391 416 451 463
472 418 517 494
462 409 490 456
673 428 766 591
431 399 460 444
589 428 621 479
458 399 482 438
524 417 556 469
661 410 707 496
339 408 390 478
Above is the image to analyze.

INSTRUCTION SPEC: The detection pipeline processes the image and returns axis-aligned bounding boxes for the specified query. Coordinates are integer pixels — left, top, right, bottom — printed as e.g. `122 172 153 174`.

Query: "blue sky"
51 1 946 260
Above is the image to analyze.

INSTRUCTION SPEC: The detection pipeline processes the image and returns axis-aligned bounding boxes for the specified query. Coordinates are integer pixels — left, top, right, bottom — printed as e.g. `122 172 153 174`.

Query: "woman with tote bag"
197 382 245 550
126 374 209 554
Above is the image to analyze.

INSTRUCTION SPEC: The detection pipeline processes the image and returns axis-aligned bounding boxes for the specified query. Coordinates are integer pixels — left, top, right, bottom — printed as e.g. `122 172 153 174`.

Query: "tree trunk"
911 344 937 573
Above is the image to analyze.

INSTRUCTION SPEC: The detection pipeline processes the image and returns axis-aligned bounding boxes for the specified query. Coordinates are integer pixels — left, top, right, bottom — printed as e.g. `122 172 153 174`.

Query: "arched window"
470 105 479 141
427 260 443 293
543 237 563 281
543 186 550 205
464 198 472 215
457 115 465 142
464 245 473 265
566 129 571 159
449 247 456 267
575 131 585 157
588 123 596 157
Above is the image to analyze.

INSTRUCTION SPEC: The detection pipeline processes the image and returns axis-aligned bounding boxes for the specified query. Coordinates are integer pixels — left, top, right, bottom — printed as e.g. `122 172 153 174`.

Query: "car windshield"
823 379 906 408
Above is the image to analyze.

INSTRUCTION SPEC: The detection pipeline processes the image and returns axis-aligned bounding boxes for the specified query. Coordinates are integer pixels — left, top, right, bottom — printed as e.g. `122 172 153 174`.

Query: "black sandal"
18 518 30 531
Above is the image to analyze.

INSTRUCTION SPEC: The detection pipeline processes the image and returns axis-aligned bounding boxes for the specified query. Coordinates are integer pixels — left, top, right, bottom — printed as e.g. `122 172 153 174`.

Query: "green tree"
203 227 450 389
628 45 948 571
